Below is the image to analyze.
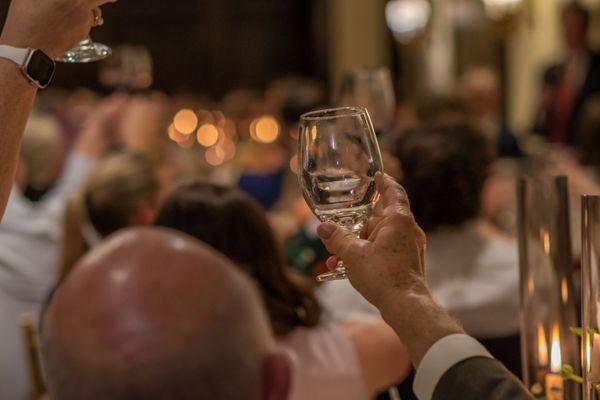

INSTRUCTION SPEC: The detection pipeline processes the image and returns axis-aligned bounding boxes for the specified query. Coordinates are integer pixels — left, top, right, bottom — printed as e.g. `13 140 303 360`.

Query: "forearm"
378 290 464 367
0 58 36 219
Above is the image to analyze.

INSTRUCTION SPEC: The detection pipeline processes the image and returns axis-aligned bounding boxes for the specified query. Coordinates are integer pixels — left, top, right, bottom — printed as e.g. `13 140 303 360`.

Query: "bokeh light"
177 134 195 149
168 124 189 143
197 110 215 125
254 116 280 143
219 137 237 160
289 154 298 174
173 109 198 134
205 146 226 166
197 123 220 147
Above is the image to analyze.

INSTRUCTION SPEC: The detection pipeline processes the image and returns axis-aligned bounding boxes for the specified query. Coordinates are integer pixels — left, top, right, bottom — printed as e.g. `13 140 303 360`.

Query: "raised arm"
0 0 117 220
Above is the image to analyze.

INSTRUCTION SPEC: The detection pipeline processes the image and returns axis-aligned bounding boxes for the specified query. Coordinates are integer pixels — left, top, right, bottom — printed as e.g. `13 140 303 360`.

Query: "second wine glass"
298 106 383 282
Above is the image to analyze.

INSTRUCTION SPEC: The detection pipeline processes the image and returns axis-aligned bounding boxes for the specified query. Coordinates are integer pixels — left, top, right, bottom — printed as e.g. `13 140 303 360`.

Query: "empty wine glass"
57 37 111 63
298 106 384 282
338 67 396 135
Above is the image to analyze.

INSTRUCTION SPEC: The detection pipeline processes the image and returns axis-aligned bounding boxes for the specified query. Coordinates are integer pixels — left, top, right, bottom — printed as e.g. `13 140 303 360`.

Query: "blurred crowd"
1 3 599 400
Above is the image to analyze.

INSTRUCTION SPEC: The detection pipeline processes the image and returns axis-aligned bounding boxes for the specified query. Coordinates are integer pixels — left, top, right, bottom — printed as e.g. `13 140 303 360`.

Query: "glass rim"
300 106 367 121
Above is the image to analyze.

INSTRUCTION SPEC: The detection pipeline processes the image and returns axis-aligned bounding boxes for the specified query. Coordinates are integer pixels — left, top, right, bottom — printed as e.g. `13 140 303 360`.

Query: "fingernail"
317 223 336 239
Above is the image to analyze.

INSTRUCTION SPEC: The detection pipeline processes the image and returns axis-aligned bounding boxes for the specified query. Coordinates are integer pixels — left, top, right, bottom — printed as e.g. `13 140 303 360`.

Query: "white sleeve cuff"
413 334 493 400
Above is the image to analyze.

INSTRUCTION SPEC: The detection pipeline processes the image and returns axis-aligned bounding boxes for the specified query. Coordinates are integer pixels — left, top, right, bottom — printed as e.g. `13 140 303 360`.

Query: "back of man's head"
42 227 288 400
395 123 493 232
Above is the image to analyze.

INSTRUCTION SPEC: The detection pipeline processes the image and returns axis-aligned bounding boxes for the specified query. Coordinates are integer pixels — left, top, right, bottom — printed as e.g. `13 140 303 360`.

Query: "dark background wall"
0 0 327 96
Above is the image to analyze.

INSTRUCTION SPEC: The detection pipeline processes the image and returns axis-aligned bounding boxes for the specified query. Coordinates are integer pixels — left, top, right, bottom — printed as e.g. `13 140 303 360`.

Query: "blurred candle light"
255 116 280 143
205 146 225 166
177 134 195 149
289 154 299 174
538 323 549 367
197 124 219 147
173 109 198 135
545 324 563 400
561 278 568 304
219 137 237 160
197 110 215 125
168 124 189 143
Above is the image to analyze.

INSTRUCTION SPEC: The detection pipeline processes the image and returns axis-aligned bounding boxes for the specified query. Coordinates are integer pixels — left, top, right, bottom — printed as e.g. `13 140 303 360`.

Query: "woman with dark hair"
156 181 410 400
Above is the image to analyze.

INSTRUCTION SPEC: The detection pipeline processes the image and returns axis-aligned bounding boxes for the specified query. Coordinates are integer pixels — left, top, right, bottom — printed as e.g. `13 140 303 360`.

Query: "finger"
381 174 409 206
91 7 104 27
326 256 340 271
316 223 366 261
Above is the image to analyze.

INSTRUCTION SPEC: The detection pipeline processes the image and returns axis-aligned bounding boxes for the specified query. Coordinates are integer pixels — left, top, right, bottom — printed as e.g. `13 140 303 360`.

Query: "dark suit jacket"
535 51 600 145
433 357 534 400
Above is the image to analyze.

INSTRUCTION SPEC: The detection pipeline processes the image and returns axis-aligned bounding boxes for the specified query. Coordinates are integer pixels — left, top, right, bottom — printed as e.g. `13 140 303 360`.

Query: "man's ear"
262 352 291 400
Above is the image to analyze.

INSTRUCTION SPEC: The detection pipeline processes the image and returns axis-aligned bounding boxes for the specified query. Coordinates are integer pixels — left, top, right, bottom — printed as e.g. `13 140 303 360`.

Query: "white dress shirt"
425 221 520 338
0 153 93 400
413 334 493 400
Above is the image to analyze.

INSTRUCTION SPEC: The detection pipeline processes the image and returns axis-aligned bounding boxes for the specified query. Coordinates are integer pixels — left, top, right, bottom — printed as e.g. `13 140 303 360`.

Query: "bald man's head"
42 227 288 400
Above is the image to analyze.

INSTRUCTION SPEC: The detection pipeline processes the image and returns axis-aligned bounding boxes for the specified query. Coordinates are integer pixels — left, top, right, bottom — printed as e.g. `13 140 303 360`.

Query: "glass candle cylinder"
518 176 580 399
582 195 600 400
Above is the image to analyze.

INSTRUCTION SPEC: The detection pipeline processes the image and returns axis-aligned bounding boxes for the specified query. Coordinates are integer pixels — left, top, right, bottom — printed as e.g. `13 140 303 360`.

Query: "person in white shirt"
0 97 125 400
319 123 521 374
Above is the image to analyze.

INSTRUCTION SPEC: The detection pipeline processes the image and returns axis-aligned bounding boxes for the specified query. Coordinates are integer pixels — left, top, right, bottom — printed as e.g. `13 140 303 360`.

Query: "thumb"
317 223 364 260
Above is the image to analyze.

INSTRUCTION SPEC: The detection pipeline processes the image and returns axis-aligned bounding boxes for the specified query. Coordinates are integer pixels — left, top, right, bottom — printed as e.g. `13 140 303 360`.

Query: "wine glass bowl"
338 67 396 134
298 106 384 281
57 37 111 63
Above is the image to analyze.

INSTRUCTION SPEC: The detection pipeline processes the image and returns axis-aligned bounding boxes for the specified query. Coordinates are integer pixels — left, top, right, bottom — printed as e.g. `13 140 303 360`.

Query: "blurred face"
563 10 588 51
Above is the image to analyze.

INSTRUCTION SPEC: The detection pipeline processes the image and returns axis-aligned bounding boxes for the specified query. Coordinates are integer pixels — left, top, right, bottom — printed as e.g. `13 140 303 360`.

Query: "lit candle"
538 323 548 367
545 324 563 400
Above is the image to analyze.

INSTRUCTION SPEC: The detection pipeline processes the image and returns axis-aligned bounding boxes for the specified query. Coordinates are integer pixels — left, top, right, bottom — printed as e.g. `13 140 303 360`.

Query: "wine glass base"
316 267 347 282
57 42 112 63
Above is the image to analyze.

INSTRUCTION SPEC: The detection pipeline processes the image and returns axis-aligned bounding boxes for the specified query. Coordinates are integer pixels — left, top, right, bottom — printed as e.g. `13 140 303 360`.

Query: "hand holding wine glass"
316 173 428 312
298 106 383 281
0 0 117 60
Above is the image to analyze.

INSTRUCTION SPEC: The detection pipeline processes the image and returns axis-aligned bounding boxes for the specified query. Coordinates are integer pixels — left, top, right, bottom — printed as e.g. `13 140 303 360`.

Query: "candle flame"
538 323 549 367
542 229 551 255
561 278 568 304
550 324 561 373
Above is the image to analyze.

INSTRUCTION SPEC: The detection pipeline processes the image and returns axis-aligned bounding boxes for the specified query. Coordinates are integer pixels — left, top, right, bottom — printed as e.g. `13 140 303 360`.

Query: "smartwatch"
0 45 55 88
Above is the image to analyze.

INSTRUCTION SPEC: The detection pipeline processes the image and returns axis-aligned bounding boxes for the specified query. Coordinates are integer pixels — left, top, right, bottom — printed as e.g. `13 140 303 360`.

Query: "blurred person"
0 96 125 400
156 181 412 399
578 95 600 181
18 113 67 201
319 124 521 376
460 67 523 158
415 95 472 127
43 227 291 400
534 2 600 146
0 0 118 220
237 141 288 210
316 173 534 400
395 124 521 375
59 152 161 280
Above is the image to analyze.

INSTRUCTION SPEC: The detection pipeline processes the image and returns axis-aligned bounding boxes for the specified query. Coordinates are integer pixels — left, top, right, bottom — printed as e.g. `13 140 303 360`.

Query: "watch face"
26 50 55 88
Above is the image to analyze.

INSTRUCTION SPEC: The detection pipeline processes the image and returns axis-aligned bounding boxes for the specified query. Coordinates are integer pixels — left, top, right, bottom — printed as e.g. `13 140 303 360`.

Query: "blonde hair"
20 113 64 189
59 152 160 281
